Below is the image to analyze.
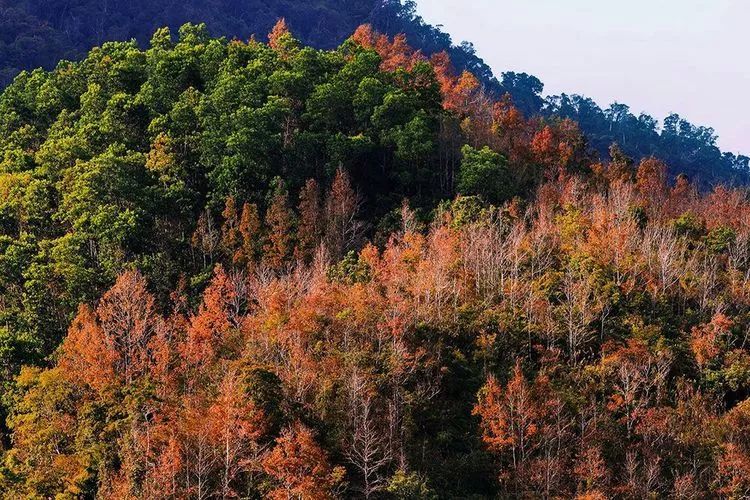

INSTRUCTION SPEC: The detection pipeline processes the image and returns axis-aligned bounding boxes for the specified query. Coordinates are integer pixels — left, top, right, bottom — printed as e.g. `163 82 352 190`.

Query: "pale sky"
415 0 749 155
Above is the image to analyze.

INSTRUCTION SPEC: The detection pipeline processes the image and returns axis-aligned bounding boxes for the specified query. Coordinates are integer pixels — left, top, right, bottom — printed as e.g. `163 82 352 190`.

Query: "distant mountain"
0 0 374 86
1 0 747 184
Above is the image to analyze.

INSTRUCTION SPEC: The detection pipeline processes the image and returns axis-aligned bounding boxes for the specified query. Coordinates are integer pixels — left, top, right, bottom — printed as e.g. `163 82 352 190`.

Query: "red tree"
263 181 295 271
262 423 342 500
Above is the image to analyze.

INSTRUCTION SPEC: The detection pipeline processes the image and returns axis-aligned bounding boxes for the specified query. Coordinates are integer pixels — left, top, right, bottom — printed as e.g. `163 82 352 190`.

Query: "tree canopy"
1 0 746 186
2 21 750 499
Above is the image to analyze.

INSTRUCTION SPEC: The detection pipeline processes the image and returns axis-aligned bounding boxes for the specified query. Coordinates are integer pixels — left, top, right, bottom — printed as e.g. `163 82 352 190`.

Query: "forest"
1 18 750 499
1 0 748 187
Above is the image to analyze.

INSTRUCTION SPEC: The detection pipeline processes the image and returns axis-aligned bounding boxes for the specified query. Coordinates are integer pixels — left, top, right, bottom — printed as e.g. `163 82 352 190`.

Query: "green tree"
457 144 511 204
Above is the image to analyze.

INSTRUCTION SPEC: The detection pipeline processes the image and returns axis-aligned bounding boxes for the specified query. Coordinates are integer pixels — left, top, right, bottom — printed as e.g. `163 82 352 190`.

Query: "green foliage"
457 145 511 204
441 195 495 228
386 469 437 499
2 367 96 498
326 251 372 284
628 205 648 230
674 211 705 239
706 226 735 254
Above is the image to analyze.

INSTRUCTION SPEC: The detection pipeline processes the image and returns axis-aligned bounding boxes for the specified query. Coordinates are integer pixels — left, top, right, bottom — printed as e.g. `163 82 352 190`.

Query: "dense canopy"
1 0 747 187
1 21 750 499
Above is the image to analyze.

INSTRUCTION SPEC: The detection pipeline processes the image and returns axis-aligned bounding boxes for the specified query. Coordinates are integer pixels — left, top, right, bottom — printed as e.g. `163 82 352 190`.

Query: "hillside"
1 0 747 187
1 23 750 498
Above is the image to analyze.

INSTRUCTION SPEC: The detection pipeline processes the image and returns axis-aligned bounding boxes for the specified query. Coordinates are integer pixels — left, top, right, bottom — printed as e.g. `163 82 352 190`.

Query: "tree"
691 313 732 368
59 304 116 392
295 179 322 263
557 263 603 363
324 168 363 260
182 397 219 500
96 270 156 384
268 18 298 54
385 470 437 499
239 202 262 268
193 210 220 267
57 145 148 276
345 373 391 498
457 145 511 204
4 367 92 498
636 158 668 211
500 72 544 116
263 179 295 271
602 340 671 439
183 266 245 367
221 196 242 261
7 18 750 500
262 423 343 500
718 399 750 497
473 362 541 493
574 446 608 497
60 270 156 389
207 369 266 498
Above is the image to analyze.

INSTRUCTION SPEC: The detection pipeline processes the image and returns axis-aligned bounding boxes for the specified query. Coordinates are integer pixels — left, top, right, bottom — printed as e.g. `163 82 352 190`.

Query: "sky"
415 0 749 155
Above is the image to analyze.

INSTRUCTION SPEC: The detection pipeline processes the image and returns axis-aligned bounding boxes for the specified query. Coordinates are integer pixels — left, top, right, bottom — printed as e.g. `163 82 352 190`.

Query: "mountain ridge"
1 0 747 186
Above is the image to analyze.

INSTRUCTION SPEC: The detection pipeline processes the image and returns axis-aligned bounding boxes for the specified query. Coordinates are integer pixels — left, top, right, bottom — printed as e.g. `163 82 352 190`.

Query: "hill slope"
1 0 747 186
2 24 750 498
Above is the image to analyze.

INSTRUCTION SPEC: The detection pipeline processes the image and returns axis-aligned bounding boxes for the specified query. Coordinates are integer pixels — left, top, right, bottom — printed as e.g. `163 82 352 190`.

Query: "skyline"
416 0 749 155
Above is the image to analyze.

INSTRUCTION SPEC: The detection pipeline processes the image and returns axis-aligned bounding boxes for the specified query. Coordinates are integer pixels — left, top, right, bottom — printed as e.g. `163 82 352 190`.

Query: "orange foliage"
268 18 291 51
718 400 750 496
636 157 668 211
61 270 156 388
183 266 243 366
263 183 294 271
473 363 540 469
691 312 732 368
352 25 424 72
60 305 116 392
262 423 341 500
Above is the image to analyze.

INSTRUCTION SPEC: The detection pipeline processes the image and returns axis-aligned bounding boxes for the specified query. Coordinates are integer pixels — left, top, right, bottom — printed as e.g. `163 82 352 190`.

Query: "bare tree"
192 210 220 267
324 167 365 259
345 373 391 498
643 224 686 297
557 264 602 363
